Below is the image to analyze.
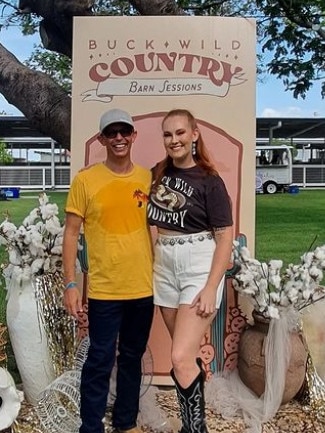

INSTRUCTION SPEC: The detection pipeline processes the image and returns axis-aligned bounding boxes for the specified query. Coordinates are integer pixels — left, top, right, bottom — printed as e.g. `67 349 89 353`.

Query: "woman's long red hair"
153 109 218 187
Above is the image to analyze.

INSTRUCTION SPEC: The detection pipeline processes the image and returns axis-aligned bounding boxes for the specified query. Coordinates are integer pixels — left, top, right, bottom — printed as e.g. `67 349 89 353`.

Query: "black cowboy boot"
171 365 208 433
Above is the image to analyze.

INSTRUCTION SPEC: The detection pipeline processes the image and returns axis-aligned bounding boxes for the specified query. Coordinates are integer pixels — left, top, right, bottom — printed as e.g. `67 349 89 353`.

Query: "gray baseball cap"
99 109 134 133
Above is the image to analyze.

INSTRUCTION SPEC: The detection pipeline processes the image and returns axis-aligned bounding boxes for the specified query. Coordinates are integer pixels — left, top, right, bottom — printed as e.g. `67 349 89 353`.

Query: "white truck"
256 145 293 194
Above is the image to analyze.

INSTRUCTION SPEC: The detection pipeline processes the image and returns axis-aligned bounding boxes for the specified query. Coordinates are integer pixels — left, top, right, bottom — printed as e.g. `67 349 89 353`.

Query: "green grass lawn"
255 189 325 266
0 191 67 225
1 188 325 378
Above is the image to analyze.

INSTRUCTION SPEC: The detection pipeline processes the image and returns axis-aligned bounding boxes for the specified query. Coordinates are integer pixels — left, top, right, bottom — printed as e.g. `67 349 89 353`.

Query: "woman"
148 109 233 433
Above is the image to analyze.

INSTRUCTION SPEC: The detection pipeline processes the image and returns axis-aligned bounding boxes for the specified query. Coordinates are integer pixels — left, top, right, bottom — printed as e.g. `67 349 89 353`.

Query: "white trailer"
256 145 293 194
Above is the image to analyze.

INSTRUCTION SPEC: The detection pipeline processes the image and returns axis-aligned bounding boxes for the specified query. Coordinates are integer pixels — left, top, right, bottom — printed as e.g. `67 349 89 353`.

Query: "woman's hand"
190 287 217 318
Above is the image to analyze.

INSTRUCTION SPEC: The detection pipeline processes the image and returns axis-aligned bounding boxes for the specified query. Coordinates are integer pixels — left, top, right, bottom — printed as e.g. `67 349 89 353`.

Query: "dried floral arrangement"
232 241 325 319
0 192 64 285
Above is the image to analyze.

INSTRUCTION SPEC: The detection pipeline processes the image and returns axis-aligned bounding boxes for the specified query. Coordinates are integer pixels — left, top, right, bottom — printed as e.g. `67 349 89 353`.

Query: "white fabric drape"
206 309 300 433
0 367 23 430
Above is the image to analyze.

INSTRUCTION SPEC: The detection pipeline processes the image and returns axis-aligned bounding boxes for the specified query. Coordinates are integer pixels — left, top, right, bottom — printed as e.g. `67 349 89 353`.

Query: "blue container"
3 187 20 198
288 185 299 194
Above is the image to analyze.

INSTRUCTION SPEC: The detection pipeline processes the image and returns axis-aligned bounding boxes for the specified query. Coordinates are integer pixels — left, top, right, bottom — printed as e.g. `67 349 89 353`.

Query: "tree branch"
18 0 95 57
129 0 184 15
0 43 71 149
277 0 325 39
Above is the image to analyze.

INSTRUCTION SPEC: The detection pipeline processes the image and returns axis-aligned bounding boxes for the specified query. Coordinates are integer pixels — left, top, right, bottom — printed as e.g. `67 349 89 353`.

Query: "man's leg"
112 296 154 431
79 299 123 433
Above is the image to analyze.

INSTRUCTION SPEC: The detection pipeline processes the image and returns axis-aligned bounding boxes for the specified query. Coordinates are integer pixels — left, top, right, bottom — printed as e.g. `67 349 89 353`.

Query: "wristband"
65 281 77 290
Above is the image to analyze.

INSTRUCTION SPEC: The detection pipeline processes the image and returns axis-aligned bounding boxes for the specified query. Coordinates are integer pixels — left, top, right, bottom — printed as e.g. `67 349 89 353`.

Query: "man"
63 108 154 433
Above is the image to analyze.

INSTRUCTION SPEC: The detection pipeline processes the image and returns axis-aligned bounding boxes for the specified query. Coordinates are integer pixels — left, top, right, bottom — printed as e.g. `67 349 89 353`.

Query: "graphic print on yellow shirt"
65 163 153 300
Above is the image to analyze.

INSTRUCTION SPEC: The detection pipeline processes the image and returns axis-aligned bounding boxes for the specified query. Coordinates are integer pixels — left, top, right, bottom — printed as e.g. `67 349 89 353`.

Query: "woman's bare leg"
171 304 216 388
160 306 178 338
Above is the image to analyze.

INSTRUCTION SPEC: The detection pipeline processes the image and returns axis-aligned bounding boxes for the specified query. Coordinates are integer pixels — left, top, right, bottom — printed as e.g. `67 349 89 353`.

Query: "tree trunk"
0 44 71 149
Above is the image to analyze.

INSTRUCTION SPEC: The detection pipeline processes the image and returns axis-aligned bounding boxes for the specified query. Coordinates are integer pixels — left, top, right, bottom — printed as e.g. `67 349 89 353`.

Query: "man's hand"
64 287 83 319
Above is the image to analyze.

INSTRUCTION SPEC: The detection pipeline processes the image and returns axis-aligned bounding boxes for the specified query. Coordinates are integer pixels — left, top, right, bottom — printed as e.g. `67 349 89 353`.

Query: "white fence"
1 164 325 191
292 164 325 188
0 165 70 190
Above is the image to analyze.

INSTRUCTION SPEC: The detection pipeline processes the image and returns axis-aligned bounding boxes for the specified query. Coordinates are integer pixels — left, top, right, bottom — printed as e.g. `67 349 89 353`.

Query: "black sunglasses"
103 126 134 139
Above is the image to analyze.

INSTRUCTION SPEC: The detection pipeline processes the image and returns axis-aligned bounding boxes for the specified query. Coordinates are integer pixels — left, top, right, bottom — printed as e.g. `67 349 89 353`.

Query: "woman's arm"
191 225 233 316
206 225 233 289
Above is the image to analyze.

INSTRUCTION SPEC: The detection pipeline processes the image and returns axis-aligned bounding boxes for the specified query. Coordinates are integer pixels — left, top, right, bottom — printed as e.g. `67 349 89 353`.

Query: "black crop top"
147 165 233 234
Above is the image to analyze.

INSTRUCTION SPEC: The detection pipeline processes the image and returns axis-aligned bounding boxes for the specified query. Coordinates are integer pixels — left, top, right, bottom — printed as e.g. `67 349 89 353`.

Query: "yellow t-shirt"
65 163 153 300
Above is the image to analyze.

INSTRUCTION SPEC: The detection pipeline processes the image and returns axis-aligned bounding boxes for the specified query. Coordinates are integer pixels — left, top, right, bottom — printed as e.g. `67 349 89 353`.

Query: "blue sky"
0 26 324 118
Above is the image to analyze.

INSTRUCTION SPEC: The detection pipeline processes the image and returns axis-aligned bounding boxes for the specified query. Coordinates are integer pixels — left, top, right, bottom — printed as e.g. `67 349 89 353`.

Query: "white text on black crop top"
147 165 233 234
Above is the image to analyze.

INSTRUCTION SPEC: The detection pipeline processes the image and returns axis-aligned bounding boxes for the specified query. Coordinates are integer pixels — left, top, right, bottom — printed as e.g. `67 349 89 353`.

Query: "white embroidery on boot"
176 382 205 432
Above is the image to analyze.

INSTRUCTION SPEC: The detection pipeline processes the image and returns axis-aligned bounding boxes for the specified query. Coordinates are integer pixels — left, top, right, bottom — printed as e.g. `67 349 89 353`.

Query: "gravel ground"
8 388 325 433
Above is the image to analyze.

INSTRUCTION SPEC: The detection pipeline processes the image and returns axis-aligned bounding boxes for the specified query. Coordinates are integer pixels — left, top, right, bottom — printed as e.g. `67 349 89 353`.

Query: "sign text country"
88 52 243 88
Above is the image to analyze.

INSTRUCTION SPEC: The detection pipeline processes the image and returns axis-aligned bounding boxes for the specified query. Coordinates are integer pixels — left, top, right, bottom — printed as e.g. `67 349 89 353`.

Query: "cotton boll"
267 306 280 319
38 192 49 206
40 203 59 220
45 218 62 236
31 258 45 275
269 259 283 270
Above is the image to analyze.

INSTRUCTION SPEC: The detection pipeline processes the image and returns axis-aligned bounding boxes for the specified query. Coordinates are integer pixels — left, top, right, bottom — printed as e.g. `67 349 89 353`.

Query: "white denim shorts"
153 231 225 308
